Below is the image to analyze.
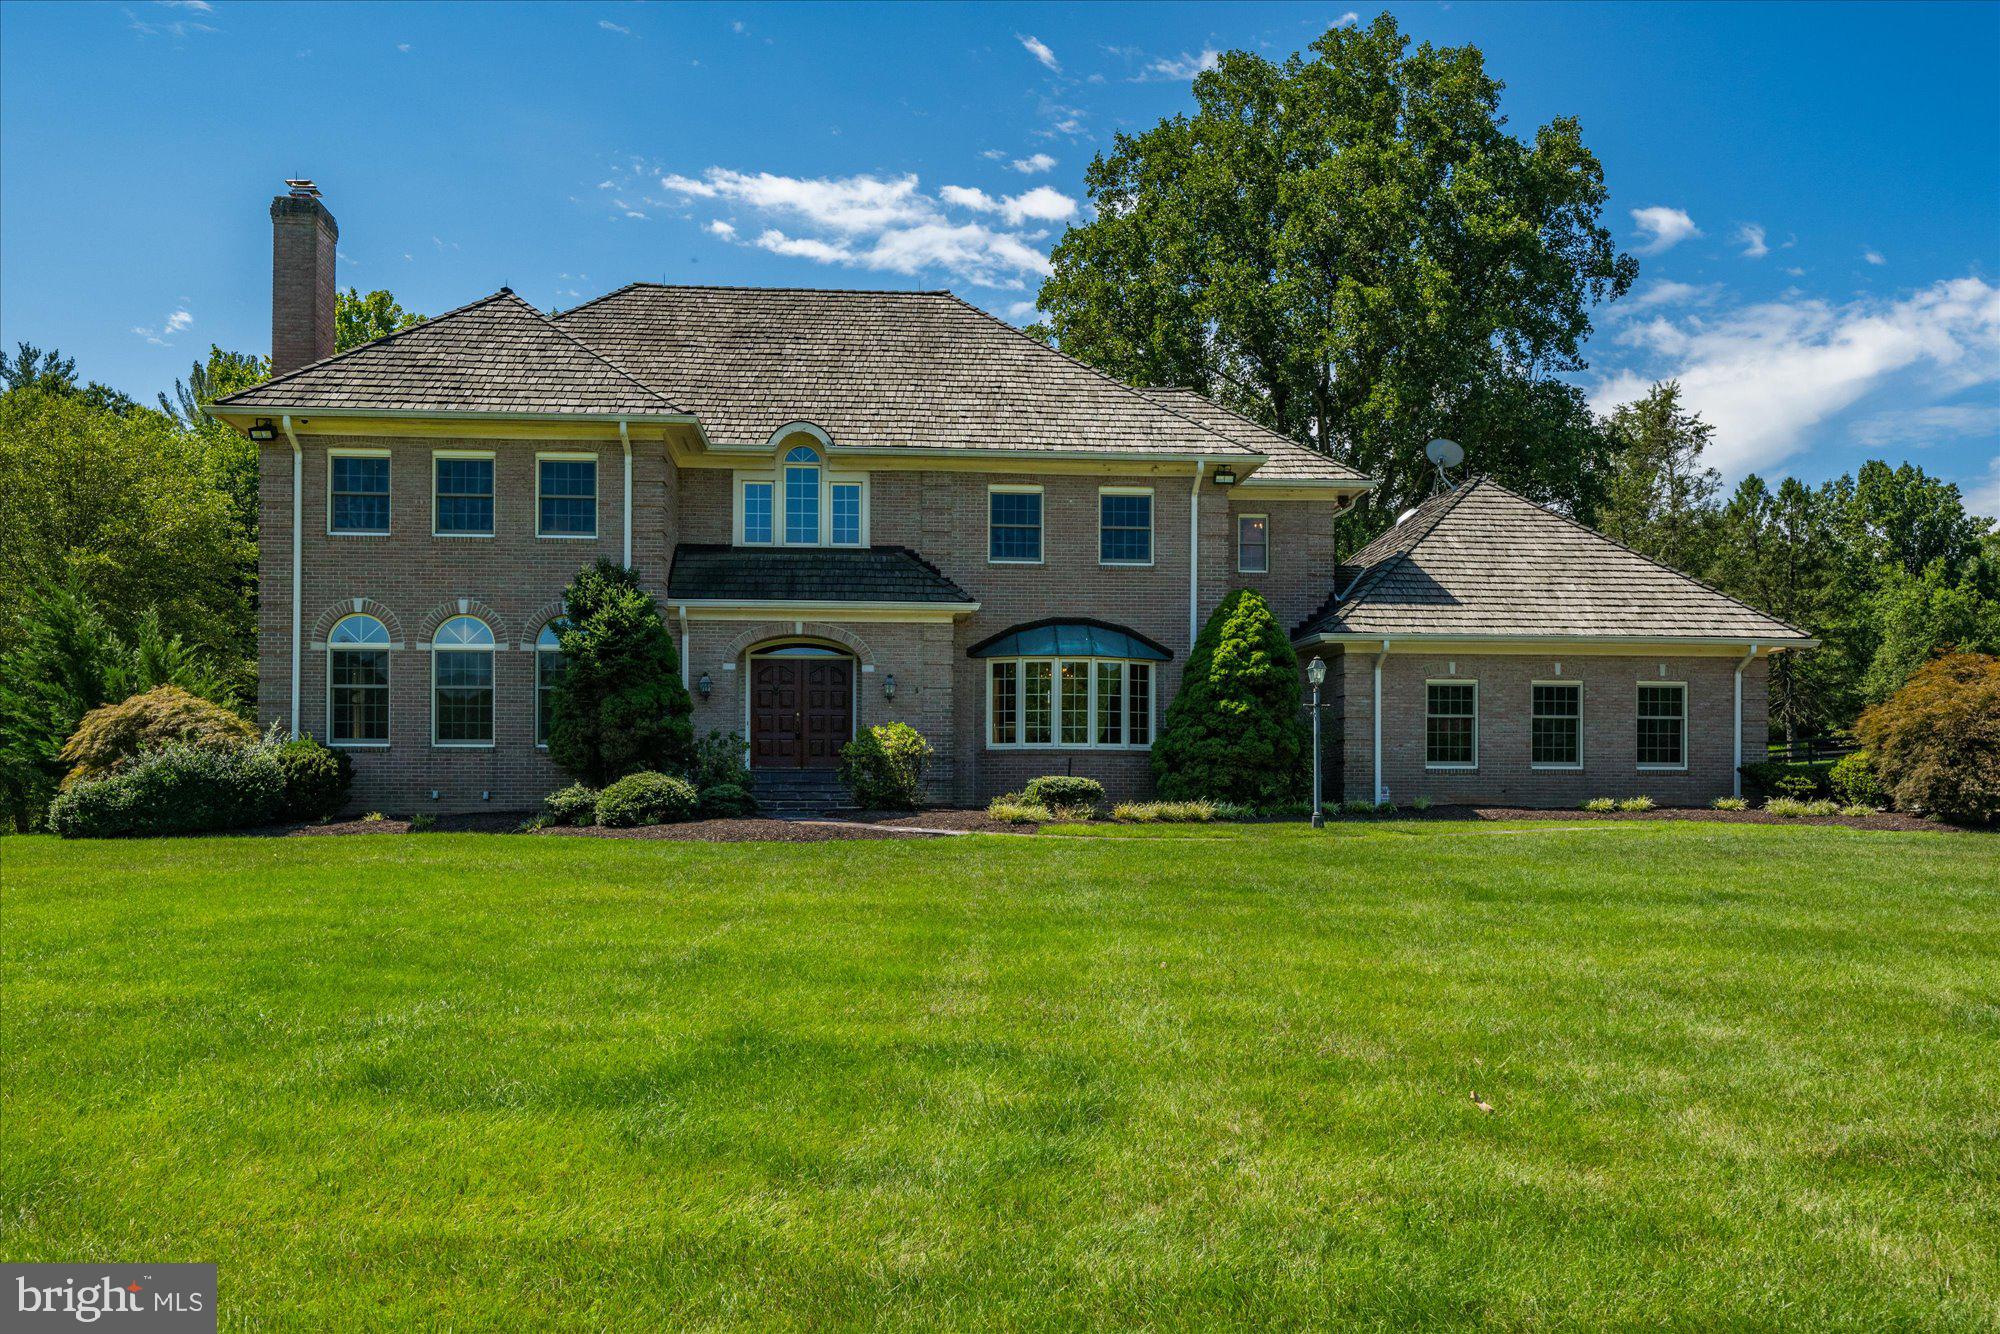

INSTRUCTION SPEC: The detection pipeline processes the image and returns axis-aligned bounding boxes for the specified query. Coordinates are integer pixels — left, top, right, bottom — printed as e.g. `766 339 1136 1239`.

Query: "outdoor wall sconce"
248 419 277 442
697 672 712 700
1211 464 1237 486
883 673 896 700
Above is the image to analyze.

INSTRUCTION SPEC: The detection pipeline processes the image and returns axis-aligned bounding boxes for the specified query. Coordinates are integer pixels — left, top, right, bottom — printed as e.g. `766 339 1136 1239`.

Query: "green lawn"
3 822 1996 1328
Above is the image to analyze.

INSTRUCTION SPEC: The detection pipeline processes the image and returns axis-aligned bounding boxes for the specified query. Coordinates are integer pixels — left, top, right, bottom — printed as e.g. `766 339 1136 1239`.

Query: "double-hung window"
989 486 1043 563
1237 514 1269 573
1099 488 1154 565
1425 681 1478 768
1531 682 1582 769
535 621 567 747
432 615 495 746
329 451 390 534
433 452 494 536
830 481 863 546
741 480 775 544
537 455 598 537
1637 683 1687 769
327 614 390 745
987 658 1153 748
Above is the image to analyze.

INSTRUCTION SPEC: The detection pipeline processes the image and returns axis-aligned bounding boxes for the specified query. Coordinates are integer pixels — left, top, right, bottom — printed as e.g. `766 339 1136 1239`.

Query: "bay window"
986 657 1155 749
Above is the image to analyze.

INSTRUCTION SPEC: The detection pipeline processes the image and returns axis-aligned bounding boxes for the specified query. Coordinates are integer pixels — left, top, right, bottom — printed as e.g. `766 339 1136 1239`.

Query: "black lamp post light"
1307 655 1327 829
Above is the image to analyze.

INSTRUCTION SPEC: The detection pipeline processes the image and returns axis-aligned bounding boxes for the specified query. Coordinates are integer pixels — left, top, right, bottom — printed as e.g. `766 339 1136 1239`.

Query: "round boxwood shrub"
1855 652 1999 825
837 723 933 810
47 740 284 838
594 771 699 828
697 782 758 819
542 783 601 827
58 684 255 785
270 735 353 820
1023 775 1105 813
1827 750 1886 808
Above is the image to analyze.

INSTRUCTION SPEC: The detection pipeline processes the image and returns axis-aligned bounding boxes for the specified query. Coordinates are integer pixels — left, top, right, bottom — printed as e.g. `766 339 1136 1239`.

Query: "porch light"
248 419 277 442
1307 657 1327 688
697 672 712 700
883 673 896 700
1212 465 1238 486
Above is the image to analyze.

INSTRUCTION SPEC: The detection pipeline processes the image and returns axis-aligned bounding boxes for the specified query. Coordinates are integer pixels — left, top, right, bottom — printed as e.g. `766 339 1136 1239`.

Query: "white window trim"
536 451 600 540
987 484 1045 565
984 657 1154 751
732 465 870 548
431 619 497 749
1529 679 1584 771
431 449 496 539
1636 680 1690 772
1098 486 1156 567
1236 512 1269 574
327 447 392 537
326 615 391 749
1424 677 1479 771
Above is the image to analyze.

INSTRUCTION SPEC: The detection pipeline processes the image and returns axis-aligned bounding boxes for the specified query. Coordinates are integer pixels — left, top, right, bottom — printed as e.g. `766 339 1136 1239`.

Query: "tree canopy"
334 288 426 352
1033 14 1635 524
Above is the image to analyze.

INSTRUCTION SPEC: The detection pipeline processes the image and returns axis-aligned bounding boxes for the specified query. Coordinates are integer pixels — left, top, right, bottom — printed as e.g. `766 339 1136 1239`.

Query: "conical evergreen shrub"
1150 588 1308 804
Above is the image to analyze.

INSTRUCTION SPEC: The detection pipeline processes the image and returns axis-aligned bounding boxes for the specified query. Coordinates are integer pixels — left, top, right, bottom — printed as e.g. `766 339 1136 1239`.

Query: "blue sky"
3 1 1996 513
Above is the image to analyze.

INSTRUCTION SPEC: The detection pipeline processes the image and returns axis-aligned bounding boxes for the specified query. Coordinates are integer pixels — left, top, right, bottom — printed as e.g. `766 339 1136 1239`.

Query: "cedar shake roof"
1134 387 1370 485
667 543 975 606
552 284 1266 460
214 290 685 417
1296 478 1813 644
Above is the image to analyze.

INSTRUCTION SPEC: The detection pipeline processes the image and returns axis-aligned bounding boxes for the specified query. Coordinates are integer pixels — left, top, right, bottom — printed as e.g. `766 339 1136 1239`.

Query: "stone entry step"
750 769 856 819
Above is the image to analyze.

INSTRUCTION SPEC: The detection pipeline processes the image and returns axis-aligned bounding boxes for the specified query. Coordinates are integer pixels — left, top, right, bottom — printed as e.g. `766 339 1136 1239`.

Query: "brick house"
212 183 1813 814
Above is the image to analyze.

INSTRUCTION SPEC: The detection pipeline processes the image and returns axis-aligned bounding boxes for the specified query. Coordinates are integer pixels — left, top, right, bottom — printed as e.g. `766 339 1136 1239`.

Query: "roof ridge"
526 296 684 412
1469 477 1811 638
554 282 957 323
213 287 521 405
934 292 1261 459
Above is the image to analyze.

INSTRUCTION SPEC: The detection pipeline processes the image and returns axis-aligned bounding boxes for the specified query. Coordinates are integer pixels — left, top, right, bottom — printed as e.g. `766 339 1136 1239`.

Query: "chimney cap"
284 178 321 198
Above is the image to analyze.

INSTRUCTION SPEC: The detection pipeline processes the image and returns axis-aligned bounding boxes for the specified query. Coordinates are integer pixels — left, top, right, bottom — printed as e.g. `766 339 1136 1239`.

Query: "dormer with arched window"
733 426 868 548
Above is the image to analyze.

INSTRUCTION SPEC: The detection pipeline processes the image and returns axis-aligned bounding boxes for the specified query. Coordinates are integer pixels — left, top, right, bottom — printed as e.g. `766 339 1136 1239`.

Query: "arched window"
535 620 567 748
783 444 822 544
432 615 495 747
328 614 390 746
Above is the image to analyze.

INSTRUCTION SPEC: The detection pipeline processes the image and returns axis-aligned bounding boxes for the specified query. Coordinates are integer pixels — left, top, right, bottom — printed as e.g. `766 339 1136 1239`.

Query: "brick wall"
1316 646 1769 808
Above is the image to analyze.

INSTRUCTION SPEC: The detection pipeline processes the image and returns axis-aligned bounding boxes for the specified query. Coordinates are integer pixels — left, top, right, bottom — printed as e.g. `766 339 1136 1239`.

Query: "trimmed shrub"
838 723 933 810
547 561 694 786
697 782 758 819
690 730 752 792
1618 796 1657 812
1739 758 1834 800
1582 797 1619 812
268 734 352 820
1151 589 1308 805
58 684 254 785
542 783 600 827
47 741 283 838
1856 653 2000 824
1711 796 1749 811
1828 750 1887 808
1023 775 1105 812
594 772 698 828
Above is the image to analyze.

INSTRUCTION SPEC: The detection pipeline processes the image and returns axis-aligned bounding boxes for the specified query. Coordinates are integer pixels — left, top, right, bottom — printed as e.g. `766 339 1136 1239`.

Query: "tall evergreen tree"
1151 589 1309 804
1598 381 1722 575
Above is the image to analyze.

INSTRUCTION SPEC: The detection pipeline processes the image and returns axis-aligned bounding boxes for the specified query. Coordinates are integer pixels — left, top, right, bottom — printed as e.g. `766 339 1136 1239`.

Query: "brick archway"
310 597 405 646
416 597 512 647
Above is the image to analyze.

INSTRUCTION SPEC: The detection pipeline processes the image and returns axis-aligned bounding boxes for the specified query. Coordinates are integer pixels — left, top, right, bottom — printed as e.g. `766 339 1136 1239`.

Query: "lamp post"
1307 656 1327 829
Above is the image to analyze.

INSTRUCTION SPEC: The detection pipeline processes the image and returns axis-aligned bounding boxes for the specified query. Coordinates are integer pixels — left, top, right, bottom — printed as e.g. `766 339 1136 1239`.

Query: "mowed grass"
3 823 1996 1329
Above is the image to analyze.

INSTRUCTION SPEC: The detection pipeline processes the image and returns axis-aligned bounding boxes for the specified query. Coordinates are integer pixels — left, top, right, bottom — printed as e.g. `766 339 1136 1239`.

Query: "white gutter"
282 414 303 738
1733 643 1759 797
1372 638 1392 805
667 598 981 615
618 418 633 567
1189 460 1205 645
1302 631 1819 650
677 604 690 690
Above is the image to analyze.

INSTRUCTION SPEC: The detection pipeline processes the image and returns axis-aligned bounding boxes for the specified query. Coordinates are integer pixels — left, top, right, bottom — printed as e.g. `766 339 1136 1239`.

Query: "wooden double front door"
749 654 854 769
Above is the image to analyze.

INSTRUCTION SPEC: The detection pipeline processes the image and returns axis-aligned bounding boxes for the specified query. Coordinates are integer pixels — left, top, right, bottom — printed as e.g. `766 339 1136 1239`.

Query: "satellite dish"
1426 437 1465 470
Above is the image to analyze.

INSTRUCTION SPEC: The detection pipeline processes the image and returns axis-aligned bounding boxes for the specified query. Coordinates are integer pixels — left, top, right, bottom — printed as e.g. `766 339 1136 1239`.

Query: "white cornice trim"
1300 632 1819 653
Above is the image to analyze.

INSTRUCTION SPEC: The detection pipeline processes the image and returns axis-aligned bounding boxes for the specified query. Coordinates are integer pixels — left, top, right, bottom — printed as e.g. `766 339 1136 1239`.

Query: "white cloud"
157 0 212 8
396 42 411 52
665 167 1064 288
980 148 1007 161
1630 206 1700 255
1864 248 1887 266
1335 11 1361 25
1011 153 1057 175
126 4 216 37
1735 223 1769 259
1622 279 1718 311
598 19 632 36
1007 300 1039 321
131 308 193 345
1017 33 1059 72
1137 49 1221 81
1964 456 2000 525
1590 276 2000 477
732 20 746 34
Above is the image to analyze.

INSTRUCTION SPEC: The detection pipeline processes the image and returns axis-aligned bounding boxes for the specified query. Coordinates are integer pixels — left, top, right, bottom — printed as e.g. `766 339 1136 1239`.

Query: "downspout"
1733 643 1759 797
1372 638 1392 805
281 414 303 738
1188 461 1205 646
618 418 633 568
677 604 690 690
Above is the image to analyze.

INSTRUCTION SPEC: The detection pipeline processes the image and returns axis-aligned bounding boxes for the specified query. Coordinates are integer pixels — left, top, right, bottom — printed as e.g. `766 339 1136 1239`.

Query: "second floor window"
434 454 494 536
784 446 821 544
1100 489 1153 565
330 453 390 534
989 487 1043 562
1237 514 1269 573
538 456 597 537
742 481 775 544
736 443 867 547
831 481 862 546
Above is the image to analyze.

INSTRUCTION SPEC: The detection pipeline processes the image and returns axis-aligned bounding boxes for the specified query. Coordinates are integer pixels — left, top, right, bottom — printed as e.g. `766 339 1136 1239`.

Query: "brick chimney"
270 179 337 374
